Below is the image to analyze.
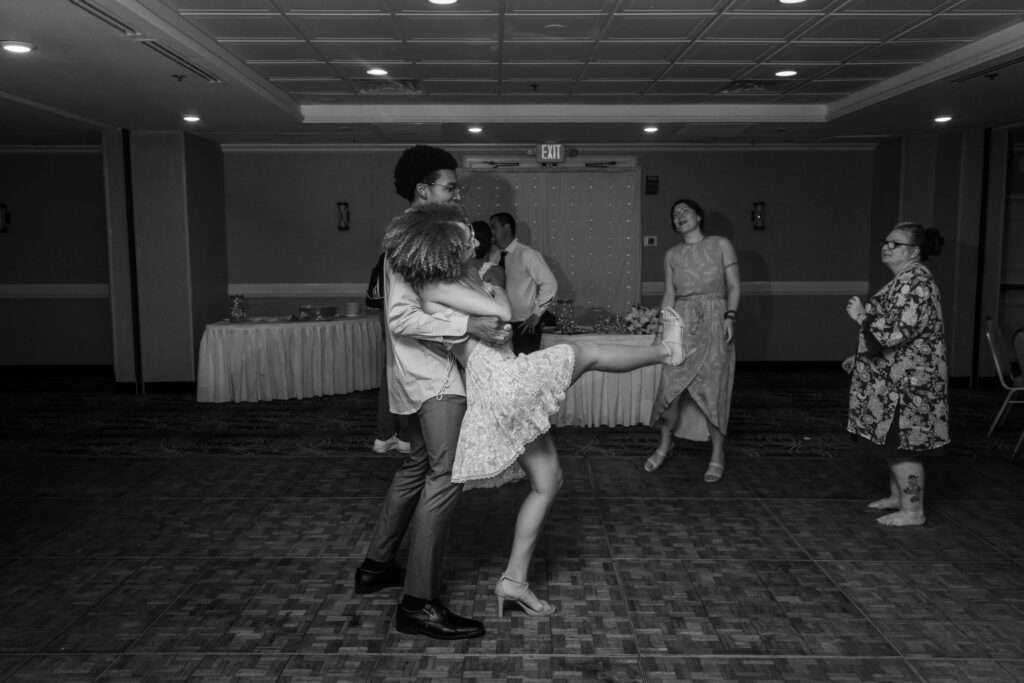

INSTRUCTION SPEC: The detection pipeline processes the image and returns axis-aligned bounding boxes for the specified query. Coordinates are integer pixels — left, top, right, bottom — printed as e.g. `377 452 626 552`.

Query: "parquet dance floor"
1 370 1022 682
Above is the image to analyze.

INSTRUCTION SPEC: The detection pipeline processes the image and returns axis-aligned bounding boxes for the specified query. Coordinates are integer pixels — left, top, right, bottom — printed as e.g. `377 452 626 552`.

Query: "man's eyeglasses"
424 182 466 196
878 239 915 250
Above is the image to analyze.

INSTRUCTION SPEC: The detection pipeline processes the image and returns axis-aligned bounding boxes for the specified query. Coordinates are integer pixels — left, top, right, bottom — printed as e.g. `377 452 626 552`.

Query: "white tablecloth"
196 316 383 403
541 332 662 427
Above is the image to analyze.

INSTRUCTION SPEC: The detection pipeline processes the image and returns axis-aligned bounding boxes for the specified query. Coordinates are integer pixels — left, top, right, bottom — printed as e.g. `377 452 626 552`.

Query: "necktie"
499 251 508 270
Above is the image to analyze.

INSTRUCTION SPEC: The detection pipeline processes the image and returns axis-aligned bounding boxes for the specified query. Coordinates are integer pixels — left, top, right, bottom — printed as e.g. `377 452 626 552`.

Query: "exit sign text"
538 143 565 163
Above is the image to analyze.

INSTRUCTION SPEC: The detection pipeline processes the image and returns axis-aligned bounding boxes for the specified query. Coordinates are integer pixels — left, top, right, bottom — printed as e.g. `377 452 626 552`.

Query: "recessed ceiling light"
544 24 566 31
428 0 458 4
643 126 659 133
1 41 35 54
467 126 483 133
366 68 388 76
183 115 201 123
775 69 798 77
778 0 806 4
934 115 952 123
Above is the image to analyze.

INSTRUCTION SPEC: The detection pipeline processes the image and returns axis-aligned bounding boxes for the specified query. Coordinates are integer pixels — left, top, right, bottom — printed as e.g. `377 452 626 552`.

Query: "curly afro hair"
383 204 472 290
393 145 458 202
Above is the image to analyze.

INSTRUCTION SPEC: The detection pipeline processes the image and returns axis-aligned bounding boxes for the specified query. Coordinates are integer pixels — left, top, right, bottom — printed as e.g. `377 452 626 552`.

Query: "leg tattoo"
902 475 922 503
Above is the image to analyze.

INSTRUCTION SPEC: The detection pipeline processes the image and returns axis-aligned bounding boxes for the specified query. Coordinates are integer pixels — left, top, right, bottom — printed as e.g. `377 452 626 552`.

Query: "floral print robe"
847 262 950 451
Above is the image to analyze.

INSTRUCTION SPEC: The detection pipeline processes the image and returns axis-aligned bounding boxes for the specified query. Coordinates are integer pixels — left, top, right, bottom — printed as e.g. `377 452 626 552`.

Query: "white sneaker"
394 438 411 454
372 436 396 454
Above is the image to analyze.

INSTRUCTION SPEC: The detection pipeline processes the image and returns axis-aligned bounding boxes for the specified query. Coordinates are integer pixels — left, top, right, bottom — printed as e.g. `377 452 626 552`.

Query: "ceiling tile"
287 14 398 40
591 41 683 61
573 80 653 94
822 62 919 79
185 13 301 39
219 41 323 61
647 80 724 95
506 0 614 10
858 40 969 61
619 0 724 10
582 62 667 79
792 79 875 94
663 63 747 79
278 0 389 9
896 14 1024 40
311 41 408 62
766 42 874 62
422 80 500 95
683 41 778 61
247 62 336 78
605 13 709 40
950 0 1024 10
503 41 594 61
502 81 575 94
702 14 815 41
393 13 499 41
168 0 275 9
798 14 925 40
838 0 946 10
502 63 585 80
417 63 500 79
504 13 607 40
406 41 499 61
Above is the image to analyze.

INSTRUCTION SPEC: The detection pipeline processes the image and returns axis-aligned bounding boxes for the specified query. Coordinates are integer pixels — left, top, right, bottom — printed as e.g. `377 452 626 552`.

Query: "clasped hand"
846 296 865 323
467 315 512 345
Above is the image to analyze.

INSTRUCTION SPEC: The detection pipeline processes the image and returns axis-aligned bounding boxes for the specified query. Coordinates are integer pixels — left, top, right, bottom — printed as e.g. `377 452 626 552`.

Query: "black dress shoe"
395 600 485 640
353 561 405 595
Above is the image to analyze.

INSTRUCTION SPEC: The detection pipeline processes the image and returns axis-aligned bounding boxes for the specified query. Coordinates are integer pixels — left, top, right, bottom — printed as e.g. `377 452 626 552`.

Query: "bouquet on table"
623 304 660 335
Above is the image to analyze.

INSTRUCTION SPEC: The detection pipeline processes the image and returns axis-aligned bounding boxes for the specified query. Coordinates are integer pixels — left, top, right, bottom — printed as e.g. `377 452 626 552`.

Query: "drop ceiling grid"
168 1 1024 107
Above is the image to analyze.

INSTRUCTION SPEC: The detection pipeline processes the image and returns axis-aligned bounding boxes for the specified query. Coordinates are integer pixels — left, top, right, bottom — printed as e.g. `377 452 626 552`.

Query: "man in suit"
354 145 510 640
489 211 558 355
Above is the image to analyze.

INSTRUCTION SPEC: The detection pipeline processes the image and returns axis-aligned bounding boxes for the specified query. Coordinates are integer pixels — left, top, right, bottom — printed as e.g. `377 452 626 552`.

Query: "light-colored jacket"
847 262 949 450
384 259 468 414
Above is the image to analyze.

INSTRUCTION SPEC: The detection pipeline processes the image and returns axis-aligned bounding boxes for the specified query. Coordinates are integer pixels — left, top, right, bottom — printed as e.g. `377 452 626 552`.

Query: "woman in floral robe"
844 221 949 527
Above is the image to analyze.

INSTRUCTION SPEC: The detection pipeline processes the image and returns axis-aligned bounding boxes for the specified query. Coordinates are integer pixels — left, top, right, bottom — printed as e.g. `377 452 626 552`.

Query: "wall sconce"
751 201 766 230
0 204 10 233
336 201 350 231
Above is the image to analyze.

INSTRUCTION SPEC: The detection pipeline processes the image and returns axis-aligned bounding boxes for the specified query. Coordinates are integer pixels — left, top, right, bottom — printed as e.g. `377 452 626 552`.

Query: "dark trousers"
365 394 466 599
511 322 542 355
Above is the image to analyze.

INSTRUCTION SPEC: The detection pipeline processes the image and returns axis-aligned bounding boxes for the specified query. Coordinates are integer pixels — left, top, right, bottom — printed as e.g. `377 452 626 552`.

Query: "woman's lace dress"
452 342 575 489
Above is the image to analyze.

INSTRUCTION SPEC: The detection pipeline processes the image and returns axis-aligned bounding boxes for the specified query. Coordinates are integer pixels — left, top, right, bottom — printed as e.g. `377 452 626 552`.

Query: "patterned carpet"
0 371 1023 682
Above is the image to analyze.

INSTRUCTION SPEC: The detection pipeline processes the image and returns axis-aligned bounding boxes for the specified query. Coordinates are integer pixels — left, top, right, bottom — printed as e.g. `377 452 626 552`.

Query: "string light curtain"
462 167 641 316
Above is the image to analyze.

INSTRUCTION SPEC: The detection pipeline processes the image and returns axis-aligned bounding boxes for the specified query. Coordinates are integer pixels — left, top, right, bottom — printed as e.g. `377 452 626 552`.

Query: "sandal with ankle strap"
494 574 556 617
644 446 670 472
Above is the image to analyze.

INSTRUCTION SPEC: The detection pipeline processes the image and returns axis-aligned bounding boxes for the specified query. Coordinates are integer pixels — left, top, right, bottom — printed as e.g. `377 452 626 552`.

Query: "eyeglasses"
423 181 466 196
878 239 915 250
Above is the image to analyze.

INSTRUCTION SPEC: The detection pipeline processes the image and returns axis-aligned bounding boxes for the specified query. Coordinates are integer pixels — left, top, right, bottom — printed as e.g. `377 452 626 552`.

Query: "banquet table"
541 332 662 428
196 315 383 403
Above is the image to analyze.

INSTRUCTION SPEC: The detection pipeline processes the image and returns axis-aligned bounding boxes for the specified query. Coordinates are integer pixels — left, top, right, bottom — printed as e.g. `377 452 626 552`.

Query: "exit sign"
537 142 565 163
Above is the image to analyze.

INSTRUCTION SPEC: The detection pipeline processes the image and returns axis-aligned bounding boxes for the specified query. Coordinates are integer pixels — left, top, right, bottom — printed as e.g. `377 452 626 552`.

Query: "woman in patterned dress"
383 204 686 618
844 222 948 527
645 199 740 483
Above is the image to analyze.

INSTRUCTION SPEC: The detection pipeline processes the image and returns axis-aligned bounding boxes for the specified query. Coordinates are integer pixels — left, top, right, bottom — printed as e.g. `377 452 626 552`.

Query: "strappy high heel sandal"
495 575 556 618
659 307 685 366
644 445 670 472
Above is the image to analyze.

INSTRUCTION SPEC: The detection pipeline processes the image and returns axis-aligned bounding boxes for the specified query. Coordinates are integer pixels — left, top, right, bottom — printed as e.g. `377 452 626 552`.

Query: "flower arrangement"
623 304 660 335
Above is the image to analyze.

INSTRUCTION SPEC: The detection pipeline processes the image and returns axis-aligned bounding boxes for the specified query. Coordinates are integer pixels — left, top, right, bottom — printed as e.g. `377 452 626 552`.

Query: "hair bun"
922 227 944 258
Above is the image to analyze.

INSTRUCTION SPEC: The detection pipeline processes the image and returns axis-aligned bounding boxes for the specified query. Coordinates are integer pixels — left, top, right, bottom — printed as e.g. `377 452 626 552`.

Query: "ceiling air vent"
67 0 142 37
352 79 422 94
718 80 782 94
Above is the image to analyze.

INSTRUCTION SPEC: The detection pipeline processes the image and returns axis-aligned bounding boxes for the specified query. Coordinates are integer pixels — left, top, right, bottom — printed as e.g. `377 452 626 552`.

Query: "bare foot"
868 497 900 510
875 511 926 527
